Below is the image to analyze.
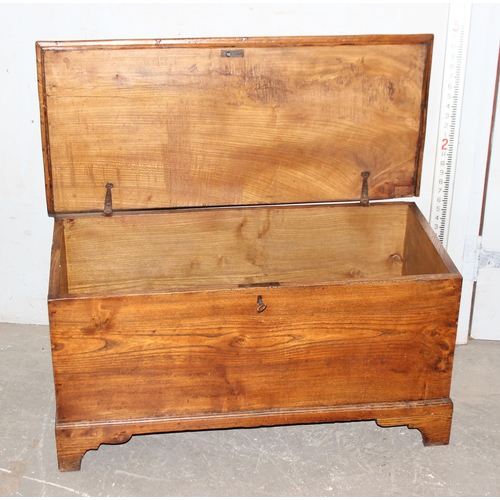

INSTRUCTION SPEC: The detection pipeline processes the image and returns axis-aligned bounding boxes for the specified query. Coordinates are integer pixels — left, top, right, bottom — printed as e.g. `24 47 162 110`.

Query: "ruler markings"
430 3 471 246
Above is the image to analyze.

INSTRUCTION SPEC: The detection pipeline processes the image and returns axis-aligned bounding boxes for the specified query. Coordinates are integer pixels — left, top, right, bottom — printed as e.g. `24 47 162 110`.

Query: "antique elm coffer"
36 35 462 472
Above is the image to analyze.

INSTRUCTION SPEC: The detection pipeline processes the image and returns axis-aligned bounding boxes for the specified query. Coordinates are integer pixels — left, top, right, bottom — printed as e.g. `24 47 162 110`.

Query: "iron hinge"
103 182 114 216
360 171 370 206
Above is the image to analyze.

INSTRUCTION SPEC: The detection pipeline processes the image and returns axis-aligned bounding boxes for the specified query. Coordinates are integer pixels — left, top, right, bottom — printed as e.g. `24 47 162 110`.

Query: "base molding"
55 398 453 471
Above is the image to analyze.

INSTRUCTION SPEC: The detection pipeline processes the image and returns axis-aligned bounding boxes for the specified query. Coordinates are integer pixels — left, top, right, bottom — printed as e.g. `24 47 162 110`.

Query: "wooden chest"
36 35 462 472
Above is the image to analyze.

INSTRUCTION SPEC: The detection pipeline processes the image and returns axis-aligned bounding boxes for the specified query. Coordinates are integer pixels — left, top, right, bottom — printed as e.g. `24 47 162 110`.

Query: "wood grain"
48 219 68 297
403 206 451 275
54 398 452 471
49 275 461 424
403 204 460 275
59 203 408 295
54 203 460 296
37 36 432 214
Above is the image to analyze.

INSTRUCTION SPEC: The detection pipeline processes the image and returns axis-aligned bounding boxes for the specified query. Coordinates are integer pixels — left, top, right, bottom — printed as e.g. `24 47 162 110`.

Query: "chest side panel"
38 37 432 213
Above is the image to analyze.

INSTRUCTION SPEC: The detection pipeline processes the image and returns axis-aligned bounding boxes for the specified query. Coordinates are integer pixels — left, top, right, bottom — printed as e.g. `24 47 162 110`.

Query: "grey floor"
0 323 498 497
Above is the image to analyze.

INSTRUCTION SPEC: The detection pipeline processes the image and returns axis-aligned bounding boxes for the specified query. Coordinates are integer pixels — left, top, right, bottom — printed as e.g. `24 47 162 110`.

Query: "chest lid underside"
37 35 433 215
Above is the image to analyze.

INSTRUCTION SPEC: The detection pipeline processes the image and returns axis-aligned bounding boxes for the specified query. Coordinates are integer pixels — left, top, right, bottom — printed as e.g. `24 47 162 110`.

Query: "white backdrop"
0 3 460 325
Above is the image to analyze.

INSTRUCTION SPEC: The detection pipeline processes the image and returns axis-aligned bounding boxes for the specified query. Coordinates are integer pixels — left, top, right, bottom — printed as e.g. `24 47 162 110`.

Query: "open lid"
37 35 433 215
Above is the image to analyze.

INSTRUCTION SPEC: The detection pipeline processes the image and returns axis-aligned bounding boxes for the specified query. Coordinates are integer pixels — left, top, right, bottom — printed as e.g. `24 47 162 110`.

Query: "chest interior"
53 202 451 297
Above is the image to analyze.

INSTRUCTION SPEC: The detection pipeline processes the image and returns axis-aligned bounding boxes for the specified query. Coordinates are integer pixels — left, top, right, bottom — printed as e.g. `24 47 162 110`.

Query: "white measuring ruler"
429 3 472 246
